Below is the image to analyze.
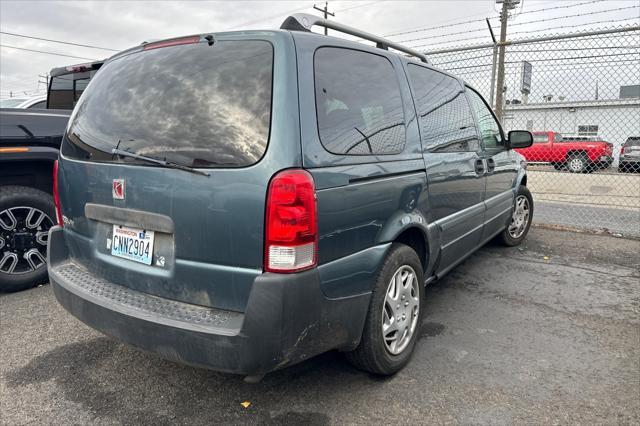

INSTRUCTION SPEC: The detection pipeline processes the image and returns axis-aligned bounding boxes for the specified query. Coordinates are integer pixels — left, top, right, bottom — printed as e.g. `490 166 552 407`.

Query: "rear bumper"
619 160 640 171
47 226 370 375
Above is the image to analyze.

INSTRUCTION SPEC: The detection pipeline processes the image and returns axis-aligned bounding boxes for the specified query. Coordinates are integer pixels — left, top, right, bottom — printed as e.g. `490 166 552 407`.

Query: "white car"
0 95 47 109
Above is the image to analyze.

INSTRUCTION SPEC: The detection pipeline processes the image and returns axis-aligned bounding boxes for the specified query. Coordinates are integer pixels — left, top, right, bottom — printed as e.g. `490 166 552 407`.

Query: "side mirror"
507 130 533 149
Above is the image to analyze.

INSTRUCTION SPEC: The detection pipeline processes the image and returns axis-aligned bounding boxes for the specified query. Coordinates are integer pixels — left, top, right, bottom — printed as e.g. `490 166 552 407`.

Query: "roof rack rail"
280 13 429 64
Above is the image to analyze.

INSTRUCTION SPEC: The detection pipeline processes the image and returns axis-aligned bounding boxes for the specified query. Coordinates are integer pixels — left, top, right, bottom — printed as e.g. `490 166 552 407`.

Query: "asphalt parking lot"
1 227 639 425
527 167 640 238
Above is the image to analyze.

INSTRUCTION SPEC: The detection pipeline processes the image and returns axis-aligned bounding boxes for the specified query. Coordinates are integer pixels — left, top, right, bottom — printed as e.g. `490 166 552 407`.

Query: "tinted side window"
407 65 478 152
314 48 406 155
28 101 47 109
466 88 504 150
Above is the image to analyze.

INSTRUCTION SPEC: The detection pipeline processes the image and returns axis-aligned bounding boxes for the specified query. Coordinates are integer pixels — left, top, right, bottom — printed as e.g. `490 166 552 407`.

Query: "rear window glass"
49 70 98 110
625 137 640 147
62 40 273 168
314 47 406 155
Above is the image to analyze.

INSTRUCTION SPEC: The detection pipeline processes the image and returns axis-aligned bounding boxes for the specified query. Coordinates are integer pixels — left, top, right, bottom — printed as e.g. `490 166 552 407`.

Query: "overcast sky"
0 0 638 98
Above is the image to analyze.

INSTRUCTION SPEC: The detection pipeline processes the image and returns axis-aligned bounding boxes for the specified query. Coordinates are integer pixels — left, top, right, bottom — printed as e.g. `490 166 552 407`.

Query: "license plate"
110 225 155 265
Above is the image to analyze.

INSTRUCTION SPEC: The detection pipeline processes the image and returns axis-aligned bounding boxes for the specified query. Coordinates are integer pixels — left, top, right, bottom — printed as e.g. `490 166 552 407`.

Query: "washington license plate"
110 225 155 265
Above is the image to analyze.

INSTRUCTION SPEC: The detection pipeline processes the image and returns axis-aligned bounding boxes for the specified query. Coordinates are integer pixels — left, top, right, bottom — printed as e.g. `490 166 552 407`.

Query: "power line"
385 13 493 38
387 1 631 40
0 44 97 60
0 31 119 51
509 5 639 27
396 26 490 44
507 17 640 37
408 16 639 48
412 20 640 50
510 0 608 17
334 0 385 13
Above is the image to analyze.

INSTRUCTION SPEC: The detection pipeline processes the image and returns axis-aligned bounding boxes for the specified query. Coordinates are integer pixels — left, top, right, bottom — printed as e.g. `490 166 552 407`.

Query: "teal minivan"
48 14 534 379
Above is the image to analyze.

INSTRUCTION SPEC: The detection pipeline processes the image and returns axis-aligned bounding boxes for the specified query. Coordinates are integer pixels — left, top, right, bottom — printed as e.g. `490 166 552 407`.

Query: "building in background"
503 96 640 164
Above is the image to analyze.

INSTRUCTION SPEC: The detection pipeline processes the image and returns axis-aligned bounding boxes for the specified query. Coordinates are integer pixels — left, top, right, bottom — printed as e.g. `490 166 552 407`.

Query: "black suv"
48 15 534 378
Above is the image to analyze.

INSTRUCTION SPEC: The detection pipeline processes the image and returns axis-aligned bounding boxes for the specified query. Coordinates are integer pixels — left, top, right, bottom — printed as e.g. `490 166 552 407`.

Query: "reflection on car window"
63 40 273 167
0 98 28 108
28 101 47 109
74 79 90 101
532 134 548 143
314 47 406 155
49 70 97 110
466 88 503 150
407 65 478 153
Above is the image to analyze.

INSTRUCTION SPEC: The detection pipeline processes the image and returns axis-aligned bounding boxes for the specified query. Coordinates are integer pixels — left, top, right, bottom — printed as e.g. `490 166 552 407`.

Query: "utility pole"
38 74 49 91
494 0 511 122
313 2 335 35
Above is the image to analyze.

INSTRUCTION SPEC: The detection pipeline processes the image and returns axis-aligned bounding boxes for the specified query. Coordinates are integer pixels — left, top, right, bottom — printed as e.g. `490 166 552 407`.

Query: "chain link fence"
425 25 640 237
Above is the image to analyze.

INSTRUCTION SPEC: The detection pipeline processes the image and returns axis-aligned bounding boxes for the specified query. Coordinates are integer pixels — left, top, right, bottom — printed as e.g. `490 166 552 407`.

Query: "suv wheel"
0 186 55 292
567 153 588 173
499 185 533 247
345 243 424 375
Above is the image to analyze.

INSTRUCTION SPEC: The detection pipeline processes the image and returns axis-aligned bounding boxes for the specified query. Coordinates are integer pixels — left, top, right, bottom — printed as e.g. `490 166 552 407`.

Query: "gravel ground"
1 227 639 425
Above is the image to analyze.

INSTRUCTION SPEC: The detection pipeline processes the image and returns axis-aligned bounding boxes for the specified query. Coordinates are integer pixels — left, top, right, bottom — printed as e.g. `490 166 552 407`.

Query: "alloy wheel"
568 157 585 173
0 206 53 275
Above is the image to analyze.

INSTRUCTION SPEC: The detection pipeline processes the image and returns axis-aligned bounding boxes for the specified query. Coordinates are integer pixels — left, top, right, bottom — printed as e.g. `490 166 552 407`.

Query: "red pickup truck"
515 131 613 173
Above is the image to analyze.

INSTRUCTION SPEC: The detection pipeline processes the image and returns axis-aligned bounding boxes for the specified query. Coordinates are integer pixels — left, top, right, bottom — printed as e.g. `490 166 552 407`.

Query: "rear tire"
345 243 425 375
499 185 533 247
0 186 55 292
566 153 588 173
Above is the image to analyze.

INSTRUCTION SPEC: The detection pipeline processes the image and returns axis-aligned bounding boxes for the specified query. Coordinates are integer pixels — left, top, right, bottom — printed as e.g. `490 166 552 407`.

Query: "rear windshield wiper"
111 148 210 177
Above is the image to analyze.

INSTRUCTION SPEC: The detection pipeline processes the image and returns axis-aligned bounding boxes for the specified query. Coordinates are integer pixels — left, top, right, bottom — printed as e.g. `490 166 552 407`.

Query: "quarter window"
407 64 479 152
314 48 406 155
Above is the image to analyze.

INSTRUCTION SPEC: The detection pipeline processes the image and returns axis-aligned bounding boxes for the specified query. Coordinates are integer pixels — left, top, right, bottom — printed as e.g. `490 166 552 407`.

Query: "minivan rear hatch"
58 34 286 312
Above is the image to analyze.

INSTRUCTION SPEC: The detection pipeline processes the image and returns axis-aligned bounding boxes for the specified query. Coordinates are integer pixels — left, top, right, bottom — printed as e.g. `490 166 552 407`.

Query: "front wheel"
499 185 534 247
345 243 424 375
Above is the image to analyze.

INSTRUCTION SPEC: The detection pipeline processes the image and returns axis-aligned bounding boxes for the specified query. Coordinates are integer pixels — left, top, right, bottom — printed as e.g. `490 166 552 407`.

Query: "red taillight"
53 160 63 227
143 36 200 51
264 169 317 273
621 147 625 155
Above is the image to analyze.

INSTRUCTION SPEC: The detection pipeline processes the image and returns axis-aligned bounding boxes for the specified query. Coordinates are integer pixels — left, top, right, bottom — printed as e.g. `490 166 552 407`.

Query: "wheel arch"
566 149 588 159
